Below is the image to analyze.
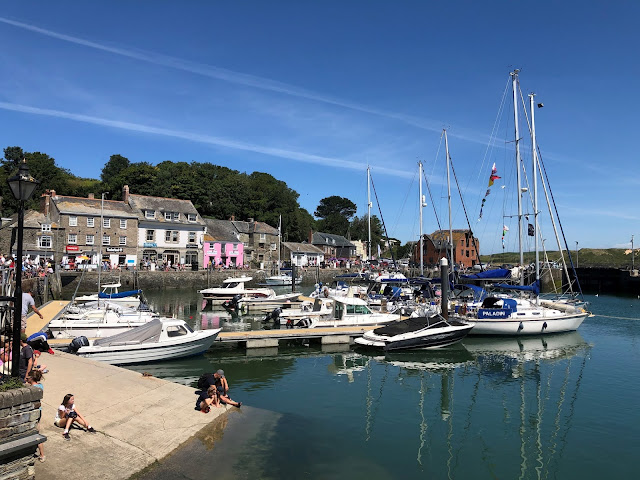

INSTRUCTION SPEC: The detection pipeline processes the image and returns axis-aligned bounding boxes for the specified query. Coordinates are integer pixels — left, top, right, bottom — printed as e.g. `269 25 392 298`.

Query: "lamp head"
7 158 39 201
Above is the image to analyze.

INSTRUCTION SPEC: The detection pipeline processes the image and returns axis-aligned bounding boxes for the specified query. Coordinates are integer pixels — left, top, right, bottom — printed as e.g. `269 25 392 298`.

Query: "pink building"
203 218 244 268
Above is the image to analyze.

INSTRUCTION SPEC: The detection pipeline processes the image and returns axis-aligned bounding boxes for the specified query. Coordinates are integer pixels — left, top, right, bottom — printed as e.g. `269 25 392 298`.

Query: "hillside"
480 248 637 269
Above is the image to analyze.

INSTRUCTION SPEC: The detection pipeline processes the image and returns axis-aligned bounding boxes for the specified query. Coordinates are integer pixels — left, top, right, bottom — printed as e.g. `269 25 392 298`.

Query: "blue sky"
0 1 638 255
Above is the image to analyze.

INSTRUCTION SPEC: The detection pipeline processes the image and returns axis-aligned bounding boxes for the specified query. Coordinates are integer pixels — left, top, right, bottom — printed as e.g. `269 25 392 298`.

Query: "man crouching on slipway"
210 369 242 408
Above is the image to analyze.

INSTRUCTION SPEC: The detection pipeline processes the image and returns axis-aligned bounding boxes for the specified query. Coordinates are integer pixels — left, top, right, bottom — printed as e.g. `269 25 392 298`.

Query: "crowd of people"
0 254 54 279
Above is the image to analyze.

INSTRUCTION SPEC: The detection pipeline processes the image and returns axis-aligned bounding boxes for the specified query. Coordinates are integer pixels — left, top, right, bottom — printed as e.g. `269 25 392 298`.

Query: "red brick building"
413 229 480 268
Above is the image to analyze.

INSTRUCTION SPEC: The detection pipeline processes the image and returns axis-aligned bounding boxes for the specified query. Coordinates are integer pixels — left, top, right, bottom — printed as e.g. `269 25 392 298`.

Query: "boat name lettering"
478 309 510 319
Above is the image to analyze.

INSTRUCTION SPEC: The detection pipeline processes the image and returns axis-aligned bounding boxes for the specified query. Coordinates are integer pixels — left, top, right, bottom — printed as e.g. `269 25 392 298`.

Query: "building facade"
231 219 279 268
310 232 356 260
43 190 139 268
0 210 64 263
282 242 324 267
202 218 244 268
414 229 480 268
126 187 206 268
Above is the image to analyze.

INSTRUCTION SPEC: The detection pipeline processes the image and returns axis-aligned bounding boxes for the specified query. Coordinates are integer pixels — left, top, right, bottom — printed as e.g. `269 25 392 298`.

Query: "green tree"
350 214 384 249
101 154 130 182
314 196 357 235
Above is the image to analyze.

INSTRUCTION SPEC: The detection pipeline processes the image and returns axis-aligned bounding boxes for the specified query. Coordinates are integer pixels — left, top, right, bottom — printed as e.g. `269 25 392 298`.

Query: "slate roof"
311 232 354 248
52 196 137 219
127 194 204 225
203 218 240 242
282 242 324 254
231 220 278 236
1 210 61 229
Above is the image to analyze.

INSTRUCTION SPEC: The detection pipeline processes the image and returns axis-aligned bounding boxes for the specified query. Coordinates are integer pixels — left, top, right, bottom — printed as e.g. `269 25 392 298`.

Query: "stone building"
231 219 279 267
0 210 64 263
414 229 480 268
42 190 139 268
310 231 356 260
126 186 206 268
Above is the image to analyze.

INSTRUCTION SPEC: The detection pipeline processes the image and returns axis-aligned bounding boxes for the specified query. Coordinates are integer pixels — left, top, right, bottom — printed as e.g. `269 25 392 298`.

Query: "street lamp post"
7 159 39 378
576 241 579 268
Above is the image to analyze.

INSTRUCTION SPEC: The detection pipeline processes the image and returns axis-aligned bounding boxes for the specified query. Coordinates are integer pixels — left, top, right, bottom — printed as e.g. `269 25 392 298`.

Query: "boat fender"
542 321 548 331
518 322 524 331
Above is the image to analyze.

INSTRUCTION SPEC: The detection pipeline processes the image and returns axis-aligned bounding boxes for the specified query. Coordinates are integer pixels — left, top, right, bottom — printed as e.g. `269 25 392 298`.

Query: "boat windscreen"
372 315 446 336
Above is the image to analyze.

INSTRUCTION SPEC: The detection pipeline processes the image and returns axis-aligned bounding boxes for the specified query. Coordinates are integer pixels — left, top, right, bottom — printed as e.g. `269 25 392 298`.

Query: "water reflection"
326 332 591 479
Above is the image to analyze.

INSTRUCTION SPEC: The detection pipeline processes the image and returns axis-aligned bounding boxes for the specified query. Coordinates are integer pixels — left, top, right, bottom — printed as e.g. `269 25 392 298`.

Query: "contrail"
0 16 485 142
0 101 412 179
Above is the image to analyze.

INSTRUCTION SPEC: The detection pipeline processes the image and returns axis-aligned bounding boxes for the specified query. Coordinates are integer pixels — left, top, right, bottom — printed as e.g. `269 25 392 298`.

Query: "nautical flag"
528 223 535 236
502 225 509 249
478 163 500 221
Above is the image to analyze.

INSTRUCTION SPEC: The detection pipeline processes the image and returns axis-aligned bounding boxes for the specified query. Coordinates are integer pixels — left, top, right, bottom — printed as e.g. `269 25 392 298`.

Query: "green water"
132 290 640 479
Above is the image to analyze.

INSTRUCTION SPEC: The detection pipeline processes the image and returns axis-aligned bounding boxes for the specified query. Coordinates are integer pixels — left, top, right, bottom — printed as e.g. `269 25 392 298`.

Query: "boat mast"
98 192 107 298
444 130 454 269
530 93 540 296
277 215 281 274
367 166 372 261
419 161 424 276
511 69 525 285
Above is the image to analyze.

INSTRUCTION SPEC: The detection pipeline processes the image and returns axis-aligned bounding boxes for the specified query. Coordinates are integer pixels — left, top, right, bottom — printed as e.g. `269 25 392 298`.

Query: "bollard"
440 257 449 319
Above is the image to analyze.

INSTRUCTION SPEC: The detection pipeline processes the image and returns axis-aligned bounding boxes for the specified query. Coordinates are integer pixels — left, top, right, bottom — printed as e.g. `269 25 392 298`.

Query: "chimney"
40 191 51 216
230 214 235 221
308 229 313 244
88 193 95 199
122 185 130 203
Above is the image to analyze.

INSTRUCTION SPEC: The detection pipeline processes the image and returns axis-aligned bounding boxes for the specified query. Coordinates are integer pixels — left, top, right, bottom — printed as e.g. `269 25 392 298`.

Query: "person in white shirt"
21 286 43 333
54 394 97 440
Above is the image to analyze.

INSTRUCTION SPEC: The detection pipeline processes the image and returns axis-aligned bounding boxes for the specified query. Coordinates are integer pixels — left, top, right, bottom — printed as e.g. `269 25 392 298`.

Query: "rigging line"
545 359 572 480
450 156 484 269
391 164 418 238
416 371 428 466
537 145 584 299
593 314 640 321
423 164 443 234
370 174 397 268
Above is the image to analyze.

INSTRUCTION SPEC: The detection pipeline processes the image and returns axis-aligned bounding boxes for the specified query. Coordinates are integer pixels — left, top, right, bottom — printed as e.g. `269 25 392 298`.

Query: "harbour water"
130 290 639 479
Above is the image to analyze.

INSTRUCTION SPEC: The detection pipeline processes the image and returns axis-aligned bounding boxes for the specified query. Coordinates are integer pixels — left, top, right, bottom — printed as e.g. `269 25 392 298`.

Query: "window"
86 234 94 245
41 224 51 232
243 242 249 247
271 243 276 251
466 250 469 257
69 216 77 226
173 212 180 221
87 217 94 227
165 231 171 242
103 218 111 228
146 230 155 241
120 219 127 229
188 232 196 243
68 234 77 245
165 231 179 243
188 213 196 222
102 235 110 245
145 210 155 219
260 233 266 241
38 236 52 248
119 236 127 246
164 212 180 221
164 212 172 221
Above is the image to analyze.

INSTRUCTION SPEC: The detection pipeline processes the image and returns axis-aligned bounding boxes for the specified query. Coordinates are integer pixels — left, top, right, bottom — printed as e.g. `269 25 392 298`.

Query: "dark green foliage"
314 196 357 236
350 215 384 250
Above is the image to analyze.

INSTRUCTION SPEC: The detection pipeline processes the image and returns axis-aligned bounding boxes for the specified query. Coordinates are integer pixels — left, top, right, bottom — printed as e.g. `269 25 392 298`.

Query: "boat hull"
77 330 220 365
355 323 473 351
466 312 588 335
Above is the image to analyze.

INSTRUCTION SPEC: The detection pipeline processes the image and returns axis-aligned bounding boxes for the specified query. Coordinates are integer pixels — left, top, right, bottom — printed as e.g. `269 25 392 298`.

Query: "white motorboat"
263 271 302 286
264 298 334 326
233 292 302 312
199 276 275 305
48 302 159 339
306 296 400 328
72 318 221 365
355 314 474 351
75 283 142 309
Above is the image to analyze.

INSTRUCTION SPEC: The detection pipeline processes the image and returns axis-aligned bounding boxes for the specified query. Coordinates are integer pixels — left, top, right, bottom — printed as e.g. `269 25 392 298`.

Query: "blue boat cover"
455 284 488 301
99 289 142 299
460 268 511 280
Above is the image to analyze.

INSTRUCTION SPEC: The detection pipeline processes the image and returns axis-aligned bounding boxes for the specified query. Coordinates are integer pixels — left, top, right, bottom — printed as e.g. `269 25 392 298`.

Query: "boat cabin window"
224 282 240 288
347 304 371 315
166 325 189 337
334 302 343 319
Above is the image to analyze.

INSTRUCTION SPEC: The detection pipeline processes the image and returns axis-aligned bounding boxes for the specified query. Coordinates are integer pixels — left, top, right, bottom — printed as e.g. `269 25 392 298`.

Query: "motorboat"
48 301 159 339
232 292 302 312
355 314 474 351
75 283 142 309
71 318 221 365
264 297 334 326
307 296 400 328
263 270 302 286
199 276 275 305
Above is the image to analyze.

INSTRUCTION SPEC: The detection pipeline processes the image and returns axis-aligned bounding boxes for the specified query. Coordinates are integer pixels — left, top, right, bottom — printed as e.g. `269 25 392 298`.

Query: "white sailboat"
455 70 589 335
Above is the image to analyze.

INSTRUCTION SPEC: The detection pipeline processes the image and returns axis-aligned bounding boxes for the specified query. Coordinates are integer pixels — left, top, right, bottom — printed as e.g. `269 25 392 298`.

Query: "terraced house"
42 189 139 268
231 218 279 268
125 186 206 268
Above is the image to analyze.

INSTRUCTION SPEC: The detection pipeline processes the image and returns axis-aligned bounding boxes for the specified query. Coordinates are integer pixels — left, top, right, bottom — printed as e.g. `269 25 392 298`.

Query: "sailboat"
453 70 589 335
264 216 302 286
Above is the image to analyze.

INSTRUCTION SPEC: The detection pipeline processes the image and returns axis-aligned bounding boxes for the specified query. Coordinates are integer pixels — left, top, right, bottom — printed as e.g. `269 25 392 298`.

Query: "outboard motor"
223 294 243 310
262 307 282 323
67 336 89 354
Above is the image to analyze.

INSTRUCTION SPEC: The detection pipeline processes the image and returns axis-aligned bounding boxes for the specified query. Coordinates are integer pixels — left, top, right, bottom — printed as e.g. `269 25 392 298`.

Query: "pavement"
33 351 233 480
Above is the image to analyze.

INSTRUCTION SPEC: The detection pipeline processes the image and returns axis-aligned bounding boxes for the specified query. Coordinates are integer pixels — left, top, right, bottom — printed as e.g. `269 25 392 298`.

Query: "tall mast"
444 130 454 269
277 215 281 273
367 166 372 260
530 92 540 296
511 69 525 284
98 192 107 298
419 161 424 276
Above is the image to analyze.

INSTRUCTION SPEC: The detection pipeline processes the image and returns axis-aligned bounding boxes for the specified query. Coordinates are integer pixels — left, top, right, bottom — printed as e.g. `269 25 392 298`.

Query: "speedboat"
264 298 334 326
48 302 159 339
71 318 221 365
355 314 474 351
308 296 400 328
75 283 142 309
263 270 302 286
199 276 275 305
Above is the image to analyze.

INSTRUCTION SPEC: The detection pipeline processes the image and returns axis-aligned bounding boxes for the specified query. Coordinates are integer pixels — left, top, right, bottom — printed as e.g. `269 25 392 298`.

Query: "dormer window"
145 210 155 219
188 213 196 222
41 224 51 232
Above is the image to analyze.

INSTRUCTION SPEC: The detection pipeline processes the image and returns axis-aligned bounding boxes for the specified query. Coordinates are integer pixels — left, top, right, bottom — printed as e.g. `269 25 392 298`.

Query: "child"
55 394 97 440
195 386 220 413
